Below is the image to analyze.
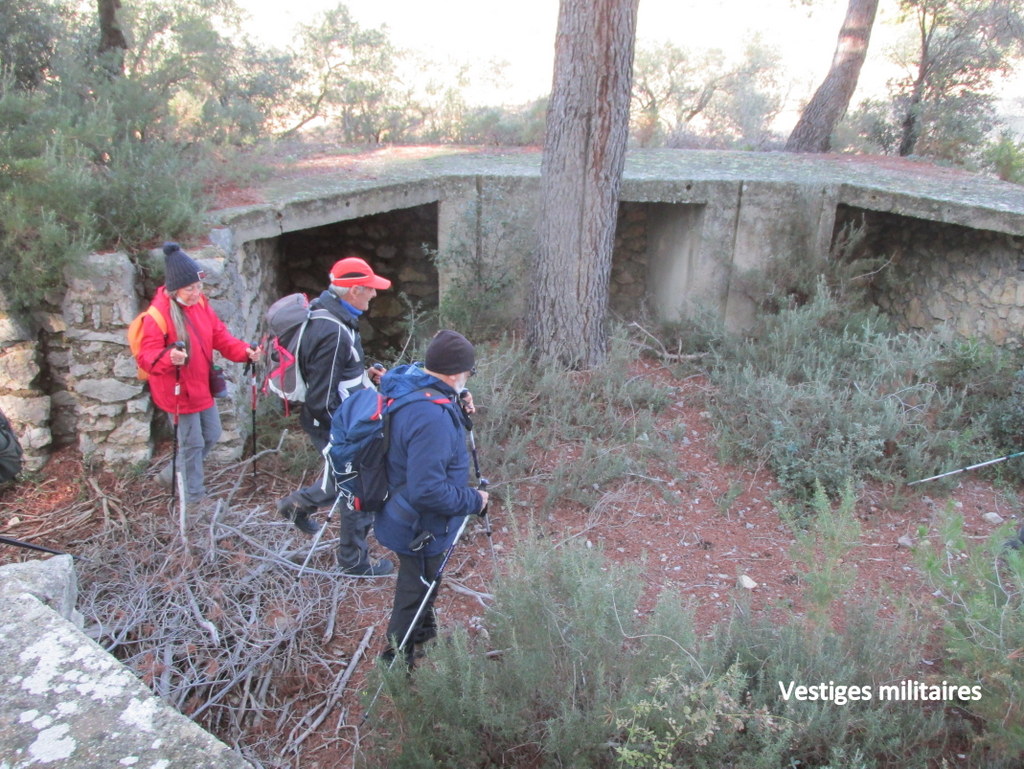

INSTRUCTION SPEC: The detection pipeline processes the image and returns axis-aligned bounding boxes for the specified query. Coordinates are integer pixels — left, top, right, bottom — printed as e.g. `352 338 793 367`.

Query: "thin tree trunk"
786 0 879 153
898 82 925 156
96 0 127 76
899 19 932 157
529 0 639 368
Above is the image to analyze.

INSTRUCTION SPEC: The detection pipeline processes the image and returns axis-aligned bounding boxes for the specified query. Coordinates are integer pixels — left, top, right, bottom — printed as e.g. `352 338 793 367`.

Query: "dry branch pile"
48 451 384 767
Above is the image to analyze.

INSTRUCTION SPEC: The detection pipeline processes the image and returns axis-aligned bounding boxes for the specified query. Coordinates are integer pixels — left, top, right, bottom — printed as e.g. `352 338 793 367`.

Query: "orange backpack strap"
146 305 168 337
138 306 172 376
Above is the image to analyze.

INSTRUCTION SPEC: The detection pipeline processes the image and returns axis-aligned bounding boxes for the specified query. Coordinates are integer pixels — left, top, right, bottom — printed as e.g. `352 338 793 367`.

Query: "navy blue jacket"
373 364 480 557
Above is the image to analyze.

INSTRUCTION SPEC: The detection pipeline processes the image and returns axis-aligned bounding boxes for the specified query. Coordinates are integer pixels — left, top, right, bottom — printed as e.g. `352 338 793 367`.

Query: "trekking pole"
170 341 186 505
0 535 96 563
296 486 348 578
245 357 258 479
908 450 1024 486
362 513 472 723
461 392 496 565
0 535 69 557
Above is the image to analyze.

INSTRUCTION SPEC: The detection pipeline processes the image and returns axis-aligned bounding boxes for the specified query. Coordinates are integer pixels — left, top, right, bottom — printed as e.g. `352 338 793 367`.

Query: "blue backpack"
328 385 453 512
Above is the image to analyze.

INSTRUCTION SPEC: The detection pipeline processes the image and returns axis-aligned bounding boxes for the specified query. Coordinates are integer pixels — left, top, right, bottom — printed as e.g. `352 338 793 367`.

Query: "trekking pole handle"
476 476 490 517
171 340 187 366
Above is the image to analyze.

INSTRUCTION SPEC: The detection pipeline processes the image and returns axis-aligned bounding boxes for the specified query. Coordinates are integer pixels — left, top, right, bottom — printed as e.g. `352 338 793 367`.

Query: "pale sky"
239 0 1022 129
241 0 857 104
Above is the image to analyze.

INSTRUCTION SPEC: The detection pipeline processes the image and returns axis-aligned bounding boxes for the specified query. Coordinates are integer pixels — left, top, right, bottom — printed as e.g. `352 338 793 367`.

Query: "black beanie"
163 242 205 292
425 330 475 375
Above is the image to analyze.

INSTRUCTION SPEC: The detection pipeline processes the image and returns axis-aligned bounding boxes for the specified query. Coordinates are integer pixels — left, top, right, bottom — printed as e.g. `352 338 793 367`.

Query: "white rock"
738 575 758 590
982 512 1005 525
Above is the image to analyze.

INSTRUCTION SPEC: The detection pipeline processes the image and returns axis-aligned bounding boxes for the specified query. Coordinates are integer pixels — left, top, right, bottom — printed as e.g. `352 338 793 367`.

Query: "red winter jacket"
136 287 250 415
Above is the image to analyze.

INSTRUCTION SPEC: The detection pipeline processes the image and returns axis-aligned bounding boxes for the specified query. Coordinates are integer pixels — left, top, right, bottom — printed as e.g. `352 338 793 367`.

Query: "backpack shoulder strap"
309 307 343 326
384 387 460 433
387 387 453 411
141 305 175 370
146 305 168 337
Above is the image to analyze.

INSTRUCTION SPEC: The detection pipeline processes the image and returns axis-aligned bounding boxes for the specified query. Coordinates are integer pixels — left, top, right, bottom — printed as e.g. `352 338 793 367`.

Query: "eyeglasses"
179 283 204 294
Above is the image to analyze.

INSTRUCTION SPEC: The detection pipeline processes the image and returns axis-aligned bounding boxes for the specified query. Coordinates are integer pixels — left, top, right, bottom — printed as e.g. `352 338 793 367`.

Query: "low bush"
701 284 1020 503
468 330 678 516
918 512 1024 763
365 539 951 768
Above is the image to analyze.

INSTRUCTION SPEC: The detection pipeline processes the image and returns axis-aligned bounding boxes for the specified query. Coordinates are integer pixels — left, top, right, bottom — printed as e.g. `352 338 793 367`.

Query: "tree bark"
96 0 127 76
785 0 879 153
528 0 639 368
898 11 933 157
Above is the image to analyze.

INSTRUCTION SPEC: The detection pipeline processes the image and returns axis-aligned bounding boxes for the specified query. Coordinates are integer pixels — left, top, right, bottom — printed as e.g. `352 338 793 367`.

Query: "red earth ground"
0 358 1016 767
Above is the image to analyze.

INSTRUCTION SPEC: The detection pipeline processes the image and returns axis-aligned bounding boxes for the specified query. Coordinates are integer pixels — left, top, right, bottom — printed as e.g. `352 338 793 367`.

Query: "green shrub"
469 329 679 517
980 367 1024 484
708 600 949 767
369 540 648 768
983 131 1024 184
365 539 951 768
918 512 1024 762
781 480 862 618
705 285 1004 502
0 66 210 312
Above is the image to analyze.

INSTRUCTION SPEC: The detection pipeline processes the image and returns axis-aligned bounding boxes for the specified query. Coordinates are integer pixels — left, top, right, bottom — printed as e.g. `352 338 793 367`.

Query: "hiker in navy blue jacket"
374 330 489 665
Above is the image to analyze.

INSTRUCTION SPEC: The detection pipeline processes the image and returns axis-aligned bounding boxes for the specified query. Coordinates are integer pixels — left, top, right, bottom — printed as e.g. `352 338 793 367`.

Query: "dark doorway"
276 204 439 359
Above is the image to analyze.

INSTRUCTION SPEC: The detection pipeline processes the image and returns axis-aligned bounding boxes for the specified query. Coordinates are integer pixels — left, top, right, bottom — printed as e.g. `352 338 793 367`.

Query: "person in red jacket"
137 242 261 505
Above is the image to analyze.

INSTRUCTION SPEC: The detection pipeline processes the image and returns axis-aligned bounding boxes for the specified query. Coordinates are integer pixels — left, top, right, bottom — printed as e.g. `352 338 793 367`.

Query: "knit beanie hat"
163 242 205 292
425 330 475 375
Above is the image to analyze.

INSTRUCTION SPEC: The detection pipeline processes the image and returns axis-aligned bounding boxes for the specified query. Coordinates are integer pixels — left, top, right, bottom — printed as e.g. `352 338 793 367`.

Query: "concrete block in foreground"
0 556 251 768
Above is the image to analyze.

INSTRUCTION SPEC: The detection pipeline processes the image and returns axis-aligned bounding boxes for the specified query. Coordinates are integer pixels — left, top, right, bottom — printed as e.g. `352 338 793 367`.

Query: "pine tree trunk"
528 0 639 368
785 0 879 153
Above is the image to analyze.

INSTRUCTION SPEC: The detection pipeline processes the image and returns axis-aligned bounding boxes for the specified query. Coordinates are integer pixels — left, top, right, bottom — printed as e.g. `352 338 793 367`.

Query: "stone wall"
0 292 49 471
611 203 650 316
60 253 152 465
837 206 1024 346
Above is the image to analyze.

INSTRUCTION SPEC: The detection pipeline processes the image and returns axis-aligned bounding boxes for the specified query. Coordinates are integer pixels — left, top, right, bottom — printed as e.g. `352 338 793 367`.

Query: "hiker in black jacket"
278 256 395 577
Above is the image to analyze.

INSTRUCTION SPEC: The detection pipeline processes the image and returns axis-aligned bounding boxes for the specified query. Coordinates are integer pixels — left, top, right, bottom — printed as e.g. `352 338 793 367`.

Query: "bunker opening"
271 203 440 361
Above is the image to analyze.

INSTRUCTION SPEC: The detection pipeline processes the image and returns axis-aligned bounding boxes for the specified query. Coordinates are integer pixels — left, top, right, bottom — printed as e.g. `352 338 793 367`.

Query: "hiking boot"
277 499 321 536
339 558 395 578
379 643 424 670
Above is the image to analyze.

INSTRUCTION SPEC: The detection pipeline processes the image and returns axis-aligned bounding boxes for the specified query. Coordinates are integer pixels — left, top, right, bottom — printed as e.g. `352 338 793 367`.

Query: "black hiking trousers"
279 425 372 571
385 551 443 658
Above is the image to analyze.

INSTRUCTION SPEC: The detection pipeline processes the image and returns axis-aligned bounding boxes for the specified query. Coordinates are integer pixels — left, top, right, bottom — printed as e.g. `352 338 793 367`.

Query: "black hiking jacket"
298 290 367 447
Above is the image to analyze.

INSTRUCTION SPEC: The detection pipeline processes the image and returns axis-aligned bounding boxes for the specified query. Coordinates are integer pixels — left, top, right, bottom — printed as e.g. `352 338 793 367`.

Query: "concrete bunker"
8 148 1024 473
